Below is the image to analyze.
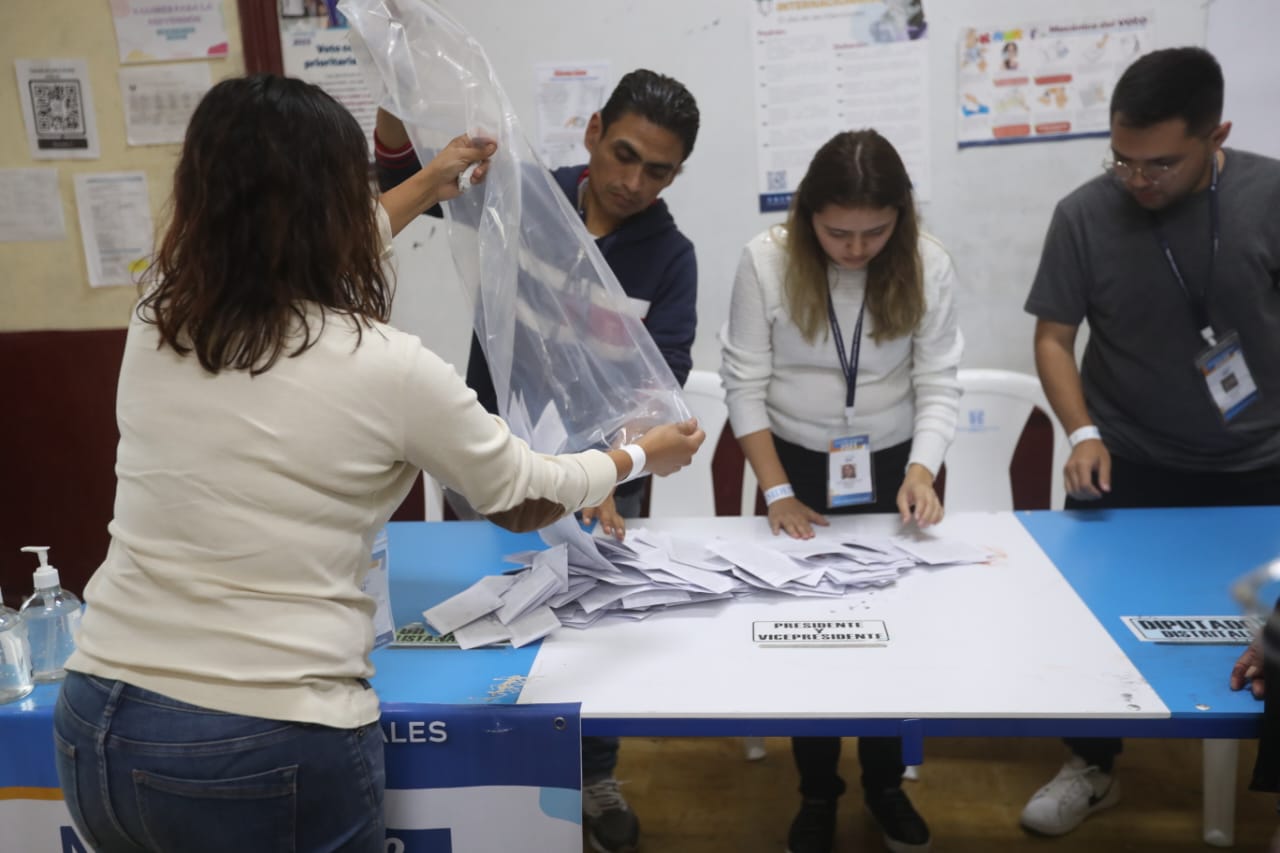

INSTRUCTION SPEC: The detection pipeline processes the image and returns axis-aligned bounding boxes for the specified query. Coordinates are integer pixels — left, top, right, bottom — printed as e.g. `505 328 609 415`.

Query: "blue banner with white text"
381 702 582 852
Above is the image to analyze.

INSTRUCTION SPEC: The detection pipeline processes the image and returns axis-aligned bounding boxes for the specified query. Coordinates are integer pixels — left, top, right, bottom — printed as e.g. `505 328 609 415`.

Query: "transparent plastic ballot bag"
1233 557 1280 619
340 0 689 453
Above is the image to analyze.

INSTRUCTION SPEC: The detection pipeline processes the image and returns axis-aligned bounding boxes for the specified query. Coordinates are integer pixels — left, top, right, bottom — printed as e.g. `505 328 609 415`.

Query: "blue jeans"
54 672 385 853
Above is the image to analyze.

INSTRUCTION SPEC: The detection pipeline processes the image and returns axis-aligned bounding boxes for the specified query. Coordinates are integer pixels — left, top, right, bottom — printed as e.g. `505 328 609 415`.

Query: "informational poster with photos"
956 13 1153 147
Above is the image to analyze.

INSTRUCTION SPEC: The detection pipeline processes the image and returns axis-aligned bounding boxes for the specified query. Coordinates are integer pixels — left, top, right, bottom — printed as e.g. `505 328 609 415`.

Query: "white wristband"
456 162 479 194
618 443 647 483
763 483 795 506
1069 425 1102 448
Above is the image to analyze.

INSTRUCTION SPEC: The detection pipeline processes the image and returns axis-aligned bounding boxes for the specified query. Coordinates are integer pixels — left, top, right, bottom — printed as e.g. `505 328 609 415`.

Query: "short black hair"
599 69 700 161
1110 46 1224 136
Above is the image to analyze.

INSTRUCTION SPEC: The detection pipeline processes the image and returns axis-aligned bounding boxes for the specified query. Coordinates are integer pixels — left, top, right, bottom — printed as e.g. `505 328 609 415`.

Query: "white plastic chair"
422 472 445 521
1203 739 1237 846
948 369 1068 512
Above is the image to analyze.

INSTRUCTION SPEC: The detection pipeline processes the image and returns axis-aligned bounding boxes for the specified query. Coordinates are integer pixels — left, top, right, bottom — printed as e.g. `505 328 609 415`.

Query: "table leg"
1202 738 1238 848
900 719 924 766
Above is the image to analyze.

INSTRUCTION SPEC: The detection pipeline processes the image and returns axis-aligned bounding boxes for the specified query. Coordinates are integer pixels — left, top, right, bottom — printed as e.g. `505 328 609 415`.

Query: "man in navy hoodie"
375 69 699 853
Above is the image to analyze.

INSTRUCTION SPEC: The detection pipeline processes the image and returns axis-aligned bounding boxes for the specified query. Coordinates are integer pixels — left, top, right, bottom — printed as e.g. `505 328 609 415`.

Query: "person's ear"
1210 120 1232 149
584 112 603 153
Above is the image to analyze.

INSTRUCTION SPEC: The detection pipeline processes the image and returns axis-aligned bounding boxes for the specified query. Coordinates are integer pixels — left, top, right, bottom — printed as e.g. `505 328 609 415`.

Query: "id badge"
362 528 396 650
828 434 875 508
1196 331 1259 422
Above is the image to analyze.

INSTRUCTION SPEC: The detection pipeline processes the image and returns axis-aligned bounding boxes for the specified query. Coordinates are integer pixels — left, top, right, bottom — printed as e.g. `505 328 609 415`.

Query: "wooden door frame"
237 0 285 73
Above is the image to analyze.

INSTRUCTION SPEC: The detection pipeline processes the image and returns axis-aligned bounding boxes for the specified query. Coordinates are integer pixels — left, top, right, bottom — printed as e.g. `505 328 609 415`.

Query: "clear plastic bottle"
0 587 33 704
18 546 82 683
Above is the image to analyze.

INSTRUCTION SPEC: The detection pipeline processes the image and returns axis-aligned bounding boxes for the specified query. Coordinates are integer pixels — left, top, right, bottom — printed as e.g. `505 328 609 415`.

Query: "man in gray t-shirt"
1021 46 1280 837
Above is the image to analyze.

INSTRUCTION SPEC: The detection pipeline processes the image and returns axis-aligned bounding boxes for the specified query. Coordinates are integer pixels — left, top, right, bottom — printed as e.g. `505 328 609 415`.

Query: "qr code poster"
15 58 101 160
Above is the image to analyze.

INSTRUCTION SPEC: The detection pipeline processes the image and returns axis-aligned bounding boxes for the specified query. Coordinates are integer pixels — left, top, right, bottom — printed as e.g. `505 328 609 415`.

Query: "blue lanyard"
1153 153 1220 346
827 285 867 418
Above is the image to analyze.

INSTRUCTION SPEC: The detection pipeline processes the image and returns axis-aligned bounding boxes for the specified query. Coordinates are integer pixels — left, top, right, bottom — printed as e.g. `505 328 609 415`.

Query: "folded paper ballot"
419 517 995 649
421 574 513 636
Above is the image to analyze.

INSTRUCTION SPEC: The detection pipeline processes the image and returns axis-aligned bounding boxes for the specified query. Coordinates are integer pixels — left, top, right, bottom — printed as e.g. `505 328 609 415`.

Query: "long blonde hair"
782 130 923 344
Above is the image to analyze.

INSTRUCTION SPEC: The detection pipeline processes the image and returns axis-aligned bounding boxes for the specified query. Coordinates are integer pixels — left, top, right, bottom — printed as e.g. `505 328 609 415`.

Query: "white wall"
389 0 1213 378
1209 0 1280 161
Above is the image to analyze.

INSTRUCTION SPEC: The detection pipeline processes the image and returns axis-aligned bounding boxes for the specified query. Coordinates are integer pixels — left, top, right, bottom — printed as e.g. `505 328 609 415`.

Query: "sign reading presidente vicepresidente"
753 620 890 647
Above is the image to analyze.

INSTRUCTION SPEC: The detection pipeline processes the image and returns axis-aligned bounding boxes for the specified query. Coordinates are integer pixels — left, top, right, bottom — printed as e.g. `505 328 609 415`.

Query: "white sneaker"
1020 757 1120 835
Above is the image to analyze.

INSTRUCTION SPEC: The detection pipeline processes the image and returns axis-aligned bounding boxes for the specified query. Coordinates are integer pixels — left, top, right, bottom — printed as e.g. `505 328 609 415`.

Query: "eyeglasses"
1101 154 1177 185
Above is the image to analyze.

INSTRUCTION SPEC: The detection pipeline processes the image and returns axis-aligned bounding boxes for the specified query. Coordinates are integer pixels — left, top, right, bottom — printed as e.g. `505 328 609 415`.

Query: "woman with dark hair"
720 129 962 853
52 74 703 853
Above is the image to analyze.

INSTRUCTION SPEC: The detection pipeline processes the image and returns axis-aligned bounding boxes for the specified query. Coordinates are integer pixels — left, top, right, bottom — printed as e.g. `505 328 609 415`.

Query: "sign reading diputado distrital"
1121 615 1263 644
753 620 890 647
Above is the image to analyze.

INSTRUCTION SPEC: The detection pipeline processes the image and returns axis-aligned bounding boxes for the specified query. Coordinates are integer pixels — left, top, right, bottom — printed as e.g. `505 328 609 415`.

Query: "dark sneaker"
865 787 931 852
582 776 640 853
786 797 837 853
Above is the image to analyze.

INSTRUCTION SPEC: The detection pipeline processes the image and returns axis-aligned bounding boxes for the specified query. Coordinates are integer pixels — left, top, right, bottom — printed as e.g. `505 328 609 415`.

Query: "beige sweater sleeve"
906 235 964 475
720 239 778 440
399 341 617 518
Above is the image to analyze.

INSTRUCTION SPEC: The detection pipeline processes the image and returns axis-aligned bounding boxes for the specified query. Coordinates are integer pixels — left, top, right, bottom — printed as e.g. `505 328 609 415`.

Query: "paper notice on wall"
280 1 376 150
15 59 101 160
0 169 66 242
73 172 155 287
751 0 931 212
956 14 1153 147
109 0 230 63
119 62 213 146
534 61 610 170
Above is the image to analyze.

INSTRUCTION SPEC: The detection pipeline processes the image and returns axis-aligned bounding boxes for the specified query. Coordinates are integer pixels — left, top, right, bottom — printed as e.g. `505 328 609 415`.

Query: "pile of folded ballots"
421 517 994 649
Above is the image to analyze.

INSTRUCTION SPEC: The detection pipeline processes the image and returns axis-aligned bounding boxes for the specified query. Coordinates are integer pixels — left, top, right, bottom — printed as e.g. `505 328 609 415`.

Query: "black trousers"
1063 452 1280 773
774 435 914 798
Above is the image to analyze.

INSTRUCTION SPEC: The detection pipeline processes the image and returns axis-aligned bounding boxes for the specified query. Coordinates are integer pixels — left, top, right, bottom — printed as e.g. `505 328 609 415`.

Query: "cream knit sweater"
720 229 963 474
69 211 616 729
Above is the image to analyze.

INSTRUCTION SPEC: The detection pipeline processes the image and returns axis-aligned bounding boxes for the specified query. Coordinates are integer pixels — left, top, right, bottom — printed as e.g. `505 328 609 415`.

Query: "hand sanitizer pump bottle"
18 546 83 683
0 587 33 704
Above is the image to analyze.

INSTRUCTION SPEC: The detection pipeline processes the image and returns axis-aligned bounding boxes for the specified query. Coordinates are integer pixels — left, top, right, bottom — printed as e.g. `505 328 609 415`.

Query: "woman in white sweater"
53 75 703 853
721 130 962 853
